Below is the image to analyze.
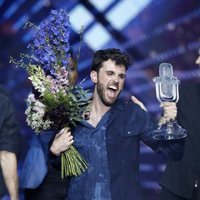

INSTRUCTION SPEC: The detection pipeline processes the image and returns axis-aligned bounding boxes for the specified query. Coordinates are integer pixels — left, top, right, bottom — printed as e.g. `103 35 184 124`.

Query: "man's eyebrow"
105 70 126 75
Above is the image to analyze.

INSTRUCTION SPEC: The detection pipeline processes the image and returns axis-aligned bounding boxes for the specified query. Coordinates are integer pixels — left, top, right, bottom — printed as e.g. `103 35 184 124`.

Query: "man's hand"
131 96 147 111
50 127 74 156
159 102 177 126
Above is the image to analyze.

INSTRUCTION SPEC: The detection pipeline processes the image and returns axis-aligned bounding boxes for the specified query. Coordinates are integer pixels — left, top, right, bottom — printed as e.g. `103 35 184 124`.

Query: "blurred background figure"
0 86 21 200
159 51 200 200
21 55 78 200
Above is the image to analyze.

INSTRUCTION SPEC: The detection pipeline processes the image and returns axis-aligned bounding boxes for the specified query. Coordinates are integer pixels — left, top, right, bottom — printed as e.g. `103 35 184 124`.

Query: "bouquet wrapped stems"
61 145 88 178
10 8 91 178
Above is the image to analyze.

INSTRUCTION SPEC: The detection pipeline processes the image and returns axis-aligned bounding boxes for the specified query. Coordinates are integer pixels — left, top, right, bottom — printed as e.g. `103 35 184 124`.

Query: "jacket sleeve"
48 134 62 168
136 103 184 161
0 95 20 156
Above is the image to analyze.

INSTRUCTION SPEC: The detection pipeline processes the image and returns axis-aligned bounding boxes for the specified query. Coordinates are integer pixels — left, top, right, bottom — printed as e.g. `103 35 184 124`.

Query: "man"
159 52 200 200
50 48 182 199
0 86 20 200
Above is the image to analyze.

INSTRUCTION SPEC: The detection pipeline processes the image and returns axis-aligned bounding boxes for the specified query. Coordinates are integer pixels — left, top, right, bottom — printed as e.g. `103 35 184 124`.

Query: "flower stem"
61 145 88 178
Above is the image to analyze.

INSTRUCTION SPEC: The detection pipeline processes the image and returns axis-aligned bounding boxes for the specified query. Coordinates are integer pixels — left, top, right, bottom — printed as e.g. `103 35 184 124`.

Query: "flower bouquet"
10 9 90 178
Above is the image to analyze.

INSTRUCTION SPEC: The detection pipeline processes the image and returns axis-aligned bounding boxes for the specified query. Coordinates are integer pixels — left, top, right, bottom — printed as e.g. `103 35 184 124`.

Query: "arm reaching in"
131 96 147 111
0 92 20 200
0 151 19 200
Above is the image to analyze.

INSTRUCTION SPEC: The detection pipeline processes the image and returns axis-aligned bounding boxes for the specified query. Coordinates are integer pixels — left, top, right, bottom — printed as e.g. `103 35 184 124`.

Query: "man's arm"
131 95 183 160
0 93 20 200
0 151 19 200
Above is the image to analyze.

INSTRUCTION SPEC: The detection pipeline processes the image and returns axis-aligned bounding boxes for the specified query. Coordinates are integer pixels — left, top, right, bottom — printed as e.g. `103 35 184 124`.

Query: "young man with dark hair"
50 48 182 200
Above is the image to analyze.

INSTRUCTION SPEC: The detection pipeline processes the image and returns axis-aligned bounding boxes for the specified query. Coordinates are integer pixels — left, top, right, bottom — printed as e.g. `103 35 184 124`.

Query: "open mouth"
107 85 118 98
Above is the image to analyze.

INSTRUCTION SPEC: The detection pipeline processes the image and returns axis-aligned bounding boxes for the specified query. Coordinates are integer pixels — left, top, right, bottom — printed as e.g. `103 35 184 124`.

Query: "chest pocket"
119 124 140 138
115 124 141 165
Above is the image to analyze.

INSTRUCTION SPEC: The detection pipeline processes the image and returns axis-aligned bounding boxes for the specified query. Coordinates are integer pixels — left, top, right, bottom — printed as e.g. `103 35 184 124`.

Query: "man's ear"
90 70 97 83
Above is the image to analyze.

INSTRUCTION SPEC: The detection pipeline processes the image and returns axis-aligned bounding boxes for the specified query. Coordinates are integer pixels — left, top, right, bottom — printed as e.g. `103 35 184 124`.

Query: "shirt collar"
111 99 126 111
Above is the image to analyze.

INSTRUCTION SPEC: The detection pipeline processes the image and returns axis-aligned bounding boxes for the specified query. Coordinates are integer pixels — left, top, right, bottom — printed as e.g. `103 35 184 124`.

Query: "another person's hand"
159 102 177 126
131 96 147 111
50 127 74 156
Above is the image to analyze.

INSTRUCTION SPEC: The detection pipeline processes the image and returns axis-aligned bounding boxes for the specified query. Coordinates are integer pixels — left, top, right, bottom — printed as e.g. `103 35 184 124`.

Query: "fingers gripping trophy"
153 63 187 140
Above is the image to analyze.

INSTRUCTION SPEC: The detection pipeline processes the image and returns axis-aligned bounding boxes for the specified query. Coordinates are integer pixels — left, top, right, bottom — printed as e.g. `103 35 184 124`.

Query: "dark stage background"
0 0 200 199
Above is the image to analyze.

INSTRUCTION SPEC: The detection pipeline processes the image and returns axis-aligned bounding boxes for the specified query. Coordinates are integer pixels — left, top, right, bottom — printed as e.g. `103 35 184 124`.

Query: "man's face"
196 50 200 66
68 57 78 85
92 59 126 106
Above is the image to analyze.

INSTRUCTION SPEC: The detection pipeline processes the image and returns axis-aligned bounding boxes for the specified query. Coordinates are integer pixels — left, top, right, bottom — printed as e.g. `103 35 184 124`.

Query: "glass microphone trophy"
153 63 187 140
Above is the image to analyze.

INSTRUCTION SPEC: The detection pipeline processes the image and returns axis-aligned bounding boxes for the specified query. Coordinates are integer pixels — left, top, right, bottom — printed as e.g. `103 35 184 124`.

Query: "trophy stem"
153 120 187 140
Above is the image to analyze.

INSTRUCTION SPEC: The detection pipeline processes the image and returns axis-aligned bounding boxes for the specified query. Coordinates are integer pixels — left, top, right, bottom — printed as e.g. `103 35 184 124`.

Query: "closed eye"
106 71 114 76
119 74 126 79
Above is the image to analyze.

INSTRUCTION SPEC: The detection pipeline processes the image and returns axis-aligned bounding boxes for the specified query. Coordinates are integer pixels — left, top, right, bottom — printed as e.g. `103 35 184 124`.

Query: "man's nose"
113 75 119 83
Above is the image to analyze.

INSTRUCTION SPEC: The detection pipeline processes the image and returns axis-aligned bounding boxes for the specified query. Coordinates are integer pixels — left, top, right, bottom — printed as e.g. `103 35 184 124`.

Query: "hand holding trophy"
153 63 187 140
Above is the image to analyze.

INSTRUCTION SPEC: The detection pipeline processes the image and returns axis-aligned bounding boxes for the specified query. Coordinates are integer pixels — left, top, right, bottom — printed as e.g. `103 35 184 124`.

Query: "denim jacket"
51 99 183 200
98 99 182 200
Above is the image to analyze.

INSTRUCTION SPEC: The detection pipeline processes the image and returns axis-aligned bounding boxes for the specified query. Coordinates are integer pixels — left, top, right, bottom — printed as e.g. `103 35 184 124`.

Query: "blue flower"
28 9 71 75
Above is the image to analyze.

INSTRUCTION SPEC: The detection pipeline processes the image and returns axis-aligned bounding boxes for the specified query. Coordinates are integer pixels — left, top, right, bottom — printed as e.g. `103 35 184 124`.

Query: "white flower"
32 100 46 115
29 74 46 95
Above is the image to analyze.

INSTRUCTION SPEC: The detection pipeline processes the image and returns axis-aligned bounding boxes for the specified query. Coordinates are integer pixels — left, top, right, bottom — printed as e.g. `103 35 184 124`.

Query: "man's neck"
87 96 111 127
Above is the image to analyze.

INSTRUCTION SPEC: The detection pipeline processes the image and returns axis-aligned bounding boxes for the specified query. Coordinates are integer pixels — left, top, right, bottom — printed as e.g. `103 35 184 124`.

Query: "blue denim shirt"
66 99 183 200
68 111 112 200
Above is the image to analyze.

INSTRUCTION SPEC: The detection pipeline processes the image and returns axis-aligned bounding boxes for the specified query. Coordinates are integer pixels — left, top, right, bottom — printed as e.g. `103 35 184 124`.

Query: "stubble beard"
97 82 119 107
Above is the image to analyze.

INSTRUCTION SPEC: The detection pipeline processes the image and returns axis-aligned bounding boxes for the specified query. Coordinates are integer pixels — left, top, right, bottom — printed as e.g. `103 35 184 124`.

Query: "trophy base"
153 121 187 140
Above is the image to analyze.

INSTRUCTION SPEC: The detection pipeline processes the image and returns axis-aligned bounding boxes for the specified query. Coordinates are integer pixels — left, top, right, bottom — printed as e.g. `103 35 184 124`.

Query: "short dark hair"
91 48 132 72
